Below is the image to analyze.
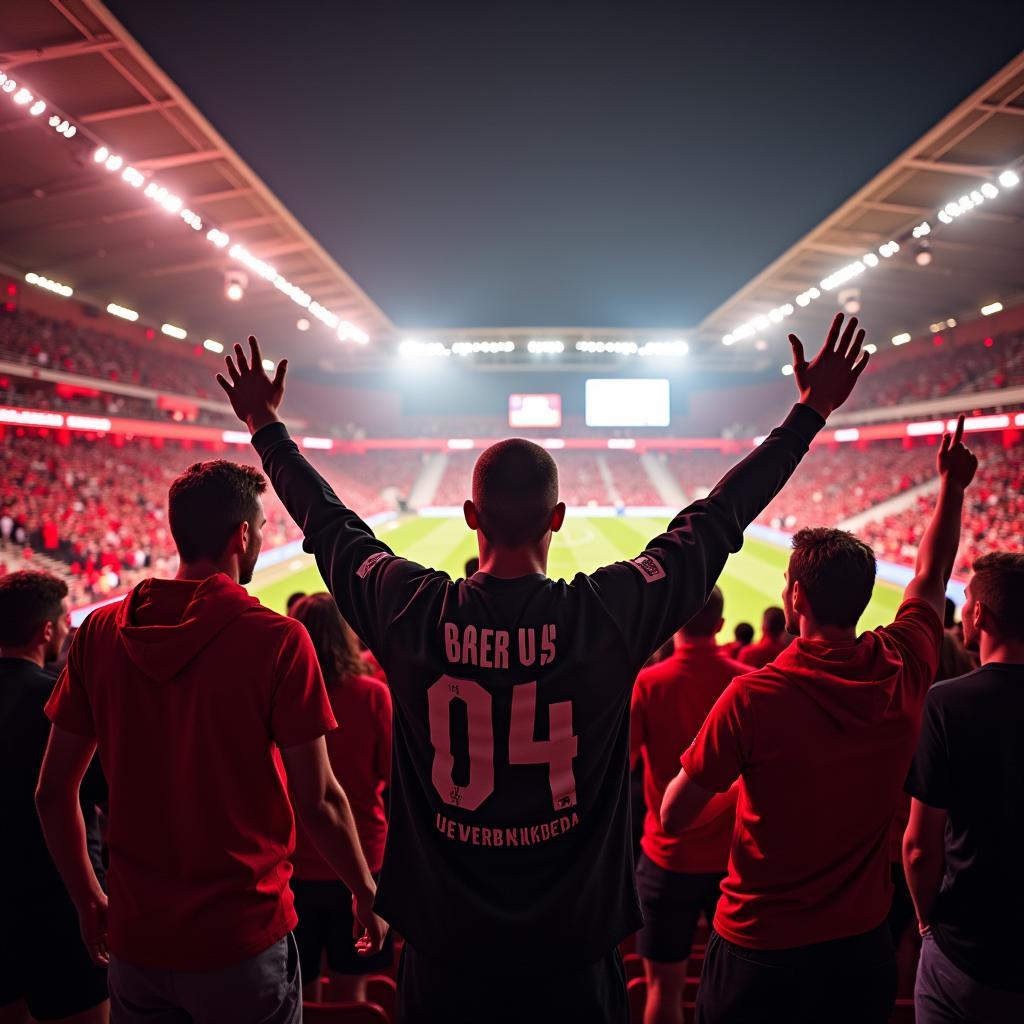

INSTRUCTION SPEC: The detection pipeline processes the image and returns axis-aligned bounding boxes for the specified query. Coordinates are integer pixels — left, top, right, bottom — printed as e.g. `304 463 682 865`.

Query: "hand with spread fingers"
787 312 871 419
215 335 288 434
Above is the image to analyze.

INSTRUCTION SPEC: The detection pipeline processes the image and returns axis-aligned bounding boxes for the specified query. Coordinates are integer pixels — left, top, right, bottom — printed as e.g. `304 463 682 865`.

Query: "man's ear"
464 500 479 531
550 502 567 534
39 619 55 647
791 579 807 616
713 617 725 636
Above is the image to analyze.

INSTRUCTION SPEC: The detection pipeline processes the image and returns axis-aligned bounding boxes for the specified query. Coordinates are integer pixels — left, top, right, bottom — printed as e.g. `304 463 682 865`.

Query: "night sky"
107 1 1024 329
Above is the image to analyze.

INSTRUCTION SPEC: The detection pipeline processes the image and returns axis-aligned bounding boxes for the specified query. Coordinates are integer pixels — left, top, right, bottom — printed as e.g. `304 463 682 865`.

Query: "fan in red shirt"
737 605 791 668
721 621 754 661
661 415 978 1024
36 460 388 1024
289 593 393 1003
630 585 748 1024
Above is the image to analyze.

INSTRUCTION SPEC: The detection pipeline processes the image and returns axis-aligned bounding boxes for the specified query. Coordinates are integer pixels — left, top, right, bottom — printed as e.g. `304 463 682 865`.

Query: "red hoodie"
46 574 335 970
681 599 942 949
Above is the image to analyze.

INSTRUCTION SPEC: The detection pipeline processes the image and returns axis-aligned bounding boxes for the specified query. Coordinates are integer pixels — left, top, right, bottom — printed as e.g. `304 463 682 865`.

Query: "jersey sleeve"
270 622 339 749
904 687 950 809
375 683 394 788
587 404 825 667
252 422 438 656
629 676 647 763
679 677 750 793
44 617 96 738
876 599 943 698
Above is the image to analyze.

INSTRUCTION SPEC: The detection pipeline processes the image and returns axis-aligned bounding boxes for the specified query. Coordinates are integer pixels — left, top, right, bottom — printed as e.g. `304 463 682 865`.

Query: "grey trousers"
916 932 1024 1024
109 933 302 1024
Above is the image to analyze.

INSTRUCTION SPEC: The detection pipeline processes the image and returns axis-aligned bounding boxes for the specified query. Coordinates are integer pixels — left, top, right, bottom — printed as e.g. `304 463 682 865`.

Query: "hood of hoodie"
115 574 259 682
756 631 905 730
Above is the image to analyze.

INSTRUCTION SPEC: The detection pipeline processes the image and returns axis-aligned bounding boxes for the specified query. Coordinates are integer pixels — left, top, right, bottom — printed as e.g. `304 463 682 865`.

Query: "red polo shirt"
46 574 336 970
632 639 748 873
682 599 942 949
292 672 392 877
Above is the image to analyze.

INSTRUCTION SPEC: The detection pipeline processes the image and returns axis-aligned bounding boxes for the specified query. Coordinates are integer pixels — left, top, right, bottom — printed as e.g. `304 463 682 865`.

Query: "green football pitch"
253 516 903 635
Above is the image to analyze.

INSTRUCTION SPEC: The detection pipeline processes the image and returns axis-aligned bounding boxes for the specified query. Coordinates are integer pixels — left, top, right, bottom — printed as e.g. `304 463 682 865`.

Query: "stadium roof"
693 49 1024 358
0 7 1020 376
0 0 393 362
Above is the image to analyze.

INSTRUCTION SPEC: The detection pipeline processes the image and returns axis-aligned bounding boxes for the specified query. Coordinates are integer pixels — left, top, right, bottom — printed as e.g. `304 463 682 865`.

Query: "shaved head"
472 439 559 548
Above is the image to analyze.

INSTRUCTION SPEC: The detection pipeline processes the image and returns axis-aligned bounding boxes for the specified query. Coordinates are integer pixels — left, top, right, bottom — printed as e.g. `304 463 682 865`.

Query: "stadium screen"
508 393 562 428
585 378 670 427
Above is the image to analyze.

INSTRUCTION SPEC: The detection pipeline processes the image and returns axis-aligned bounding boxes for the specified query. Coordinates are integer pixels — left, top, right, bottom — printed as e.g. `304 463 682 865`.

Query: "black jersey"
254 403 823 971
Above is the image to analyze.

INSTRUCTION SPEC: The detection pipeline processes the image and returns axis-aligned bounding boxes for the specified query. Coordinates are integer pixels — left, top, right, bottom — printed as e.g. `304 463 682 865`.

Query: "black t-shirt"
0 657 107 907
255 404 823 972
905 662 1024 991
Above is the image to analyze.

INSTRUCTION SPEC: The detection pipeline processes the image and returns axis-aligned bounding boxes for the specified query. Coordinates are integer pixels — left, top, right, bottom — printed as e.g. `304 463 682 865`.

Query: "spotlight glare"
980 301 1003 316
997 169 1019 188
161 323 187 340
891 332 911 346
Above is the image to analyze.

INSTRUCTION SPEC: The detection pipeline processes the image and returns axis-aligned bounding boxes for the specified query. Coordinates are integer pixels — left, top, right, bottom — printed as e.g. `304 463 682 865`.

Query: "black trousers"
696 923 897 1024
396 942 627 1024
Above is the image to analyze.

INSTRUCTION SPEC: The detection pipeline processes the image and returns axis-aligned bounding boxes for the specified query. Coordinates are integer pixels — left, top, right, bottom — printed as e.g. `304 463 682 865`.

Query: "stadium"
1 3 1023 1024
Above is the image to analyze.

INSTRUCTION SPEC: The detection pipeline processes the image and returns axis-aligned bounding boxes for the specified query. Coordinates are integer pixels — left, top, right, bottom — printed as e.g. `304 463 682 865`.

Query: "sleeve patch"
356 551 391 580
630 552 666 583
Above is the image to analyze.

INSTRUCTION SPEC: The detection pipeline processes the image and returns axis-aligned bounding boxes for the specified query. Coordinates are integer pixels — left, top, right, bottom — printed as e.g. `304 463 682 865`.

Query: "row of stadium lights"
724 166 1020 357
5 65 1021 370
0 68 369 350
398 338 691 359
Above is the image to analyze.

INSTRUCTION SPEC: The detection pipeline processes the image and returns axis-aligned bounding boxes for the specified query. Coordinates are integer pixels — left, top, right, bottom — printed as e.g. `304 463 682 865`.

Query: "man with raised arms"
218 314 869 1024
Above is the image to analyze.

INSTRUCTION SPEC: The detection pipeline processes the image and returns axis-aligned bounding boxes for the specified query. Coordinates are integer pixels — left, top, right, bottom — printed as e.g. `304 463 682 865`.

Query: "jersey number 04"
427 674 579 812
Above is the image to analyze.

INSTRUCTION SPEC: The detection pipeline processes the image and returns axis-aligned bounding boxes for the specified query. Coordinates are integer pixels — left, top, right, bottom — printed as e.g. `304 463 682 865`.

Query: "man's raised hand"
215 335 288 434
937 414 978 490
787 312 870 419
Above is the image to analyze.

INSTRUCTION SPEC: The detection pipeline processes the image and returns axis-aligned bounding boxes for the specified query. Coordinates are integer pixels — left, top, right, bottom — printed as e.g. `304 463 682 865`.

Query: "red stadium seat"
627 977 647 1024
622 952 644 981
303 1002 389 1024
365 975 396 1021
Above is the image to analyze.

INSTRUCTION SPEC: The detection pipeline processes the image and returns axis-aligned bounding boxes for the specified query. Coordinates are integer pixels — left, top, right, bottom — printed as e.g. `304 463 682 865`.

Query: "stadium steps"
407 453 448 508
596 455 623 506
838 476 941 532
640 452 688 507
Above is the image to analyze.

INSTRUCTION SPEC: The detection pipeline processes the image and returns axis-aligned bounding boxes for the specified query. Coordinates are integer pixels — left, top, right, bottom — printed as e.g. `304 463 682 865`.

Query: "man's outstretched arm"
591 313 871 663
217 337 427 649
903 414 978 617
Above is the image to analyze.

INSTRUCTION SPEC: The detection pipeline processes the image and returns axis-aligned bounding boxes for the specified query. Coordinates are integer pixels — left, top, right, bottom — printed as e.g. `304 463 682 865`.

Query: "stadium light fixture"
225 269 247 302
301 436 333 450
834 428 860 442
13 88 33 105
400 339 450 358
891 333 912 346
914 242 932 266
946 318 957 328
998 169 1020 188
106 302 139 322
576 340 639 355
607 439 636 449
451 340 515 356
262 359 275 372
980 301 1003 316
954 414 1009 432
222 430 250 445
29 99 45 116
447 439 474 450
338 321 370 345
527 340 564 354
0 408 64 427
780 364 794 376
161 323 187 340
906 421 945 437
863 343 877 354
296 318 311 332
203 339 224 353
638 340 688 357
24 272 73 298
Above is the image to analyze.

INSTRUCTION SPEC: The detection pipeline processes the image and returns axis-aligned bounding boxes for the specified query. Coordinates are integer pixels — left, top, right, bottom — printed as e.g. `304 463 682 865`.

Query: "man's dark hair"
0 571 68 647
464 556 480 578
168 461 266 563
734 621 755 646
789 527 876 628
683 586 725 638
286 592 307 614
763 606 787 637
943 596 957 629
472 439 558 548
971 552 1024 642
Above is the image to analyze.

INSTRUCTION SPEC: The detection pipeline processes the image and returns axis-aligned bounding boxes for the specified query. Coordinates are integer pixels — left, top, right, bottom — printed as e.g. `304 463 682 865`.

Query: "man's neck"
478 548 547 579
980 636 1024 666
175 559 238 584
797 623 857 644
0 645 46 668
